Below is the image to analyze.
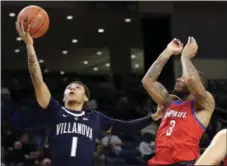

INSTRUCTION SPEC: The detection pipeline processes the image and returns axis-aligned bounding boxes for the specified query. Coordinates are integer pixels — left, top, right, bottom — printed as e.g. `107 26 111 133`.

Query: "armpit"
194 91 215 111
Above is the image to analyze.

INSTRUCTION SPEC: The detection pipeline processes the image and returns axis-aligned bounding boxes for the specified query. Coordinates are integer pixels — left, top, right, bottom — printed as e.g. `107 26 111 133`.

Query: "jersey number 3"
71 137 78 157
166 120 176 136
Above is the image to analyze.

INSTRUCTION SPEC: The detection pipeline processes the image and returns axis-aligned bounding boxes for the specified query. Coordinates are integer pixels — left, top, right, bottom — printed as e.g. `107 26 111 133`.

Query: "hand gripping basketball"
16 20 33 45
17 5 49 38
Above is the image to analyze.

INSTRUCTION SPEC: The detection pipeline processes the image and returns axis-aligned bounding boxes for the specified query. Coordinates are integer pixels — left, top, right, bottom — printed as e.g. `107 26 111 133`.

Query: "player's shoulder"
205 91 214 100
84 109 99 117
204 91 215 109
91 110 108 118
192 91 215 111
92 110 103 116
43 97 62 111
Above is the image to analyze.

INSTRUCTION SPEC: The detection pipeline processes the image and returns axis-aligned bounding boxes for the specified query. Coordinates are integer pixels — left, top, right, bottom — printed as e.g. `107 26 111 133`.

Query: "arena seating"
2 78 227 166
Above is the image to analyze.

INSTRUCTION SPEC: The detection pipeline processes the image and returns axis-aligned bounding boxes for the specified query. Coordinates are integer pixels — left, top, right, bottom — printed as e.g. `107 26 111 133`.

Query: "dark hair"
68 81 91 99
198 71 207 89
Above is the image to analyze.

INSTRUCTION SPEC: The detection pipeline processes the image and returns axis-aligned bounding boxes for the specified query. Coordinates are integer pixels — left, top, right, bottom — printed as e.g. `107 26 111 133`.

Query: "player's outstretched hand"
166 38 183 55
151 105 165 121
151 94 182 121
16 20 33 45
181 36 198 59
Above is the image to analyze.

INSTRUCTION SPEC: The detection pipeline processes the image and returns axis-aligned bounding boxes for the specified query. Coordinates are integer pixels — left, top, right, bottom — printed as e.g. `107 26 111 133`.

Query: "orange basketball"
17 5 49 38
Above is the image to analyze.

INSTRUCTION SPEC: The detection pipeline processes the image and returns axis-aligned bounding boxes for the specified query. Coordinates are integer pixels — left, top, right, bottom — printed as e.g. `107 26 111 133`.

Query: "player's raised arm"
16 21 51 109
195 129 227 165
181 37 215 111
142 39 183 106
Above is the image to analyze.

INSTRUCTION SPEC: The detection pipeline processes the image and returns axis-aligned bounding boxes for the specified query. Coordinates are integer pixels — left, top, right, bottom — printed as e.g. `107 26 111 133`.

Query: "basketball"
17 5 49 38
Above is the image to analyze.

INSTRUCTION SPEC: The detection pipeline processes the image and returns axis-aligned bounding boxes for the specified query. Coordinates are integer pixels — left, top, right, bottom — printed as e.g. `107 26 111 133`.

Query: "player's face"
173 77 189 93
64 83 88 104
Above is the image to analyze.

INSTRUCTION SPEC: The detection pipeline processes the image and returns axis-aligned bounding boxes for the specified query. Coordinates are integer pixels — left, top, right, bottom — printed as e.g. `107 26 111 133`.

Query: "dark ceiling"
1 1 144 74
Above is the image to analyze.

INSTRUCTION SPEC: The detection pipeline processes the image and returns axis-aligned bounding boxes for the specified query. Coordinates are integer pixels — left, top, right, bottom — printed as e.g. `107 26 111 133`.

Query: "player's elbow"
141 76 148 85
36 98 49 109
34 82 51 109
142 77 155 89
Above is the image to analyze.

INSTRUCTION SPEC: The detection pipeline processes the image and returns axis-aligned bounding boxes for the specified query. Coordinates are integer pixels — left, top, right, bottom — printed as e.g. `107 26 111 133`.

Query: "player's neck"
65 102 83 112
187 94 194 101
172 90 190 101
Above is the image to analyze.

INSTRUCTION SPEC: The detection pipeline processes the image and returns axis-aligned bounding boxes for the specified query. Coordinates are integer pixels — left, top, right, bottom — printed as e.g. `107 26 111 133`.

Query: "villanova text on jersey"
44 98 153 166
56 122 93 140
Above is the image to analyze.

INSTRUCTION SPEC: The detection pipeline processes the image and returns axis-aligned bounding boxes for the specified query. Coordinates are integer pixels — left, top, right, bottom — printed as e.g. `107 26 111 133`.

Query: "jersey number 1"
166 120 176 136
71 137 78 157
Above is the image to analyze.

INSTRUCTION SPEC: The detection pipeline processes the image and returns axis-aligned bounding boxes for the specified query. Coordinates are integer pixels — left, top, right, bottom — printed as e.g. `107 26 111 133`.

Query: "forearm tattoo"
181 57 207 97
27 53 42 85
181 57 200 81
146 55 169 81
181 57 215 110
153 82 170 102
143 51 171 105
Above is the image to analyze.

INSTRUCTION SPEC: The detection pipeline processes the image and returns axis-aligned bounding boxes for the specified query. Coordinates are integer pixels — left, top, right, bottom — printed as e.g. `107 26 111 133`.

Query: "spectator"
24 149 42 165
94 144 105 166
1 86 11 99
101 130 122 155
1 74 226 165
2 127 15 150
5 141 25 165
1 147 6 165
41 158 51 166
20 132 36 155
42 137 51 159
138 133 155 160
141 122 158 135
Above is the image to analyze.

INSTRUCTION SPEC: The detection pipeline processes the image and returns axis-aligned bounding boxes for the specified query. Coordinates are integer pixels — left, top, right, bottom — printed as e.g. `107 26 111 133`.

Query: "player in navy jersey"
16 21 154 166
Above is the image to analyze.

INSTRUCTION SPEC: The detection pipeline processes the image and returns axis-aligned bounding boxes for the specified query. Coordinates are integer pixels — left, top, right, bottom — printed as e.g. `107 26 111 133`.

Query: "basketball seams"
17 6 49 38
28 8 42 32
30 12 48 37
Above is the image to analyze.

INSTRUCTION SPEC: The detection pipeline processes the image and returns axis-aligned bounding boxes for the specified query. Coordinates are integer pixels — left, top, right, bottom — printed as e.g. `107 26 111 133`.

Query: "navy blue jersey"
45 98 152 166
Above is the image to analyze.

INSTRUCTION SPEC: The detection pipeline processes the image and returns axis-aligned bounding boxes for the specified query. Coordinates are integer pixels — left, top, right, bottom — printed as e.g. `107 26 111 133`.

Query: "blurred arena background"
1 1 227 166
